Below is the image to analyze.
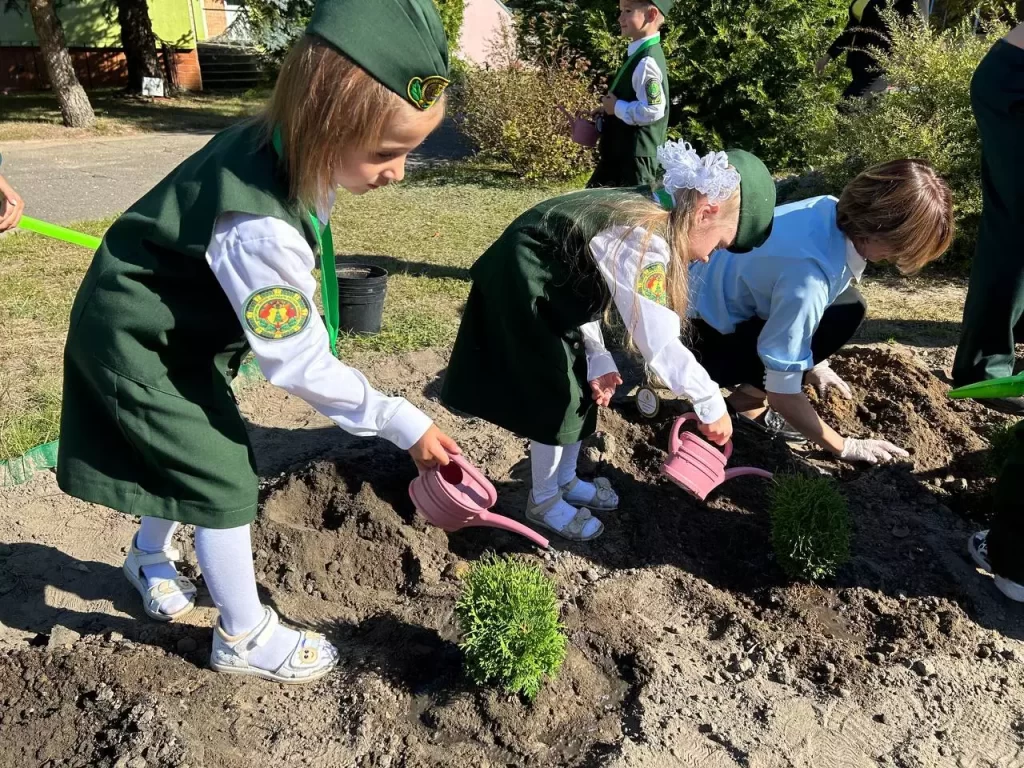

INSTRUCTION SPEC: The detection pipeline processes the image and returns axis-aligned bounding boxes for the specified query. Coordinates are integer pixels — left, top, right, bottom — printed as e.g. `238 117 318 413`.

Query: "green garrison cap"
651 0 675 15
306 0 450 110
724 149 776 253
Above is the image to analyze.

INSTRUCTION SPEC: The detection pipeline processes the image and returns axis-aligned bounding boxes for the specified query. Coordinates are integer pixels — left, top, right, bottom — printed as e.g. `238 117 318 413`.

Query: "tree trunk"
27 0 96 128
116 0 162 93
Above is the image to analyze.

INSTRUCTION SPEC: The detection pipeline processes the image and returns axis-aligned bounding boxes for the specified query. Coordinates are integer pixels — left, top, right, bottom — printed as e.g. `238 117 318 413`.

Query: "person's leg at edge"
953 41 1024 390
195 524 337 670
530 441 601 537
983 422 1024 599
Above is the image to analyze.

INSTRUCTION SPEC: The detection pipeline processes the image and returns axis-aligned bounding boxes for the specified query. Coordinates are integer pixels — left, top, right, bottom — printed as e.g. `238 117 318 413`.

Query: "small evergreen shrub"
455 553 567 700
986 420 1020 476
451 22 597 181
770 474 851 581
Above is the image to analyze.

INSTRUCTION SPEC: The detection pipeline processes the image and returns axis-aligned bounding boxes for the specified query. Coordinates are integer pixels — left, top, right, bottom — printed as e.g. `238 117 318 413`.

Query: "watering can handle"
671 413 733 460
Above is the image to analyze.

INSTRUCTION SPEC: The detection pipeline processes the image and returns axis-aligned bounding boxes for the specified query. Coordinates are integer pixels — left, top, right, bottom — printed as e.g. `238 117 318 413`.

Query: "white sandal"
210 606 339 684
561 476 619 512
525 492 604 542
122 534 197 622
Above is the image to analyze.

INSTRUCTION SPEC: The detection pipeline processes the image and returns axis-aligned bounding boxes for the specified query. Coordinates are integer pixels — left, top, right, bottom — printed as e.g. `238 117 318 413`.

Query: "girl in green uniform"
56 0 460 684
441 141 776 541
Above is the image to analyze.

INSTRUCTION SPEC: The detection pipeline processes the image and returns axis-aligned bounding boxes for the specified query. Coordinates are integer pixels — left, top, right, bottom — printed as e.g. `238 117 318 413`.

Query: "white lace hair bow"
657 140 741 204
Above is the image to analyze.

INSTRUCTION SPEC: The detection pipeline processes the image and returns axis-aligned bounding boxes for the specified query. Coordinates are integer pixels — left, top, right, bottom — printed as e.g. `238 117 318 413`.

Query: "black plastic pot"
337 264 388 335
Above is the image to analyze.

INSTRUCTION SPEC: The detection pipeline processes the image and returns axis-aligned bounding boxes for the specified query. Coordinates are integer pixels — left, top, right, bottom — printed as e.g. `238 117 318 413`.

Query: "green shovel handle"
17 215 102 250
948 373 1024 400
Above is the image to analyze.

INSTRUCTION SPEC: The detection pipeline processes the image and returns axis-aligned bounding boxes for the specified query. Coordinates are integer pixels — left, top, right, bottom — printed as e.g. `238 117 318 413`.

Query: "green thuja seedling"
455 553 567 701
770 474 851 581
986 420 1019 476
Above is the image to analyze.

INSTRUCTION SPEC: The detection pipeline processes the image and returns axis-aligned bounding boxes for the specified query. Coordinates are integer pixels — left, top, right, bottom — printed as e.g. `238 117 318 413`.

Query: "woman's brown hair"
836 159 954 275
262 35 440 209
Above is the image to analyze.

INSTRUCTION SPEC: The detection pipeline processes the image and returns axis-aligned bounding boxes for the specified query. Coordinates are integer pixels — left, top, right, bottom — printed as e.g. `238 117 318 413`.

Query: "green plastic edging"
0 440 59 488
0 359 267 488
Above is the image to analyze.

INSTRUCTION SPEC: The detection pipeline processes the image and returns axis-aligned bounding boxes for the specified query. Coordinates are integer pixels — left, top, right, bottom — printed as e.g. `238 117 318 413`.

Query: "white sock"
530 442 600 537
555 441 601 504
195 524 302 671
135 517 190 616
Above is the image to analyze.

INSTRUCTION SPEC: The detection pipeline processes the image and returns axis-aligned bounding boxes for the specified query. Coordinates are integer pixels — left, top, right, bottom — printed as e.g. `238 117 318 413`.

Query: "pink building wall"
458 0 513 67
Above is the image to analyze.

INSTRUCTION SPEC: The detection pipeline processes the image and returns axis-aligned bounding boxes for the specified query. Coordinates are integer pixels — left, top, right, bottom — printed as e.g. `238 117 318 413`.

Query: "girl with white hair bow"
441 140 776 541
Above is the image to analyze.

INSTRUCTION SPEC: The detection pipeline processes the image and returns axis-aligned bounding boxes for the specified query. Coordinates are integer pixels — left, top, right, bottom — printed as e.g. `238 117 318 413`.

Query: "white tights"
136 518 301 670
529 441 600 537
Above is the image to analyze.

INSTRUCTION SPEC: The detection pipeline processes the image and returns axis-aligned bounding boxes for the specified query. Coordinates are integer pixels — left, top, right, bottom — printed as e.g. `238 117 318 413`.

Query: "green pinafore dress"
56 121 340 529
441 187 649 446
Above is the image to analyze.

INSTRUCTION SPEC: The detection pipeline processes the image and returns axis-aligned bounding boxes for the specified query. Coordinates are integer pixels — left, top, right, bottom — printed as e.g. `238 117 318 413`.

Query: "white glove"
840 438 910 465
805 361 853 399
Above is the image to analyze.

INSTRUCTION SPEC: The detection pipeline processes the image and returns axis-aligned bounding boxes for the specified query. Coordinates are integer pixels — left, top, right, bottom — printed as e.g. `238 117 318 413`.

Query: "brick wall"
0 46 203 92
203 0 229 38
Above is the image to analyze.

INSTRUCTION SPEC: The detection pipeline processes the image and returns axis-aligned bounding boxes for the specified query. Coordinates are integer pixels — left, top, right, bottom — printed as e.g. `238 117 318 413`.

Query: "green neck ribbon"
610 35 661 93
272 127 339 355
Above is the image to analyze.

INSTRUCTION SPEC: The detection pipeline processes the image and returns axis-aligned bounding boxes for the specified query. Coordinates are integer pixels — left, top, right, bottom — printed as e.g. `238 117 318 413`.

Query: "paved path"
3 132 212 225
1 121 470 225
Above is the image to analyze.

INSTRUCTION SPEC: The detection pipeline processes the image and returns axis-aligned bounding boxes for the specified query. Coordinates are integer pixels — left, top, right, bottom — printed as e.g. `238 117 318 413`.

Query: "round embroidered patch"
637 262 668 305
244 286 311 341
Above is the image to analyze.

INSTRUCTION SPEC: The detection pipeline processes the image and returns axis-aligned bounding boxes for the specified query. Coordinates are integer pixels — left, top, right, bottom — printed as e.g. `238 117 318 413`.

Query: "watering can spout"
723 467 774 482
477 511 550 549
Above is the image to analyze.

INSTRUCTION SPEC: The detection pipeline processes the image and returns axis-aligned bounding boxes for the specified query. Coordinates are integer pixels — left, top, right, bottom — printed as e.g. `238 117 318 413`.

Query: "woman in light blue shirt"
688 159 954 464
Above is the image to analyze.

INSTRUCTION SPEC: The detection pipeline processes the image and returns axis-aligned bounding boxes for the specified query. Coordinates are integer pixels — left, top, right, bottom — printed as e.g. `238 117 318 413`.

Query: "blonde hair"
262 35 439 209
836 159 954 275
555 182 740 343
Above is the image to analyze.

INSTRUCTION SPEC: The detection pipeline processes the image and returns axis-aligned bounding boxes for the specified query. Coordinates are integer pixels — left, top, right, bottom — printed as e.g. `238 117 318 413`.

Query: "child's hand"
601 95 618 115
698 412 733 446
589 372 623 407
409 425 461 470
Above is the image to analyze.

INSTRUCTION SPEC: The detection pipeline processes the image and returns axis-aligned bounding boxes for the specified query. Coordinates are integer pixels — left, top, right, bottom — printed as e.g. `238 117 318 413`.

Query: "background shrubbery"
235 0 1018 271
800 16 1010 270
451 24 597 181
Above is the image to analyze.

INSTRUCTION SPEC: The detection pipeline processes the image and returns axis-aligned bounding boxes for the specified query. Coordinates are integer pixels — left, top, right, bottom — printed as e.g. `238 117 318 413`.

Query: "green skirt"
441 281 600 447
56 345 258 529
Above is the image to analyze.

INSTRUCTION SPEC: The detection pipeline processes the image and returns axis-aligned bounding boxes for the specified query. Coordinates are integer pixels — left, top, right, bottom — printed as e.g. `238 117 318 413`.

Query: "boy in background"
587 0 673 188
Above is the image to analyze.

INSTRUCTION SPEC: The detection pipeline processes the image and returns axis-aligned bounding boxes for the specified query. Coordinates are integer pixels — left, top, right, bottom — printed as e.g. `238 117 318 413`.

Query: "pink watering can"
661 414 773 501
557 105 599 148
409 454 550 549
